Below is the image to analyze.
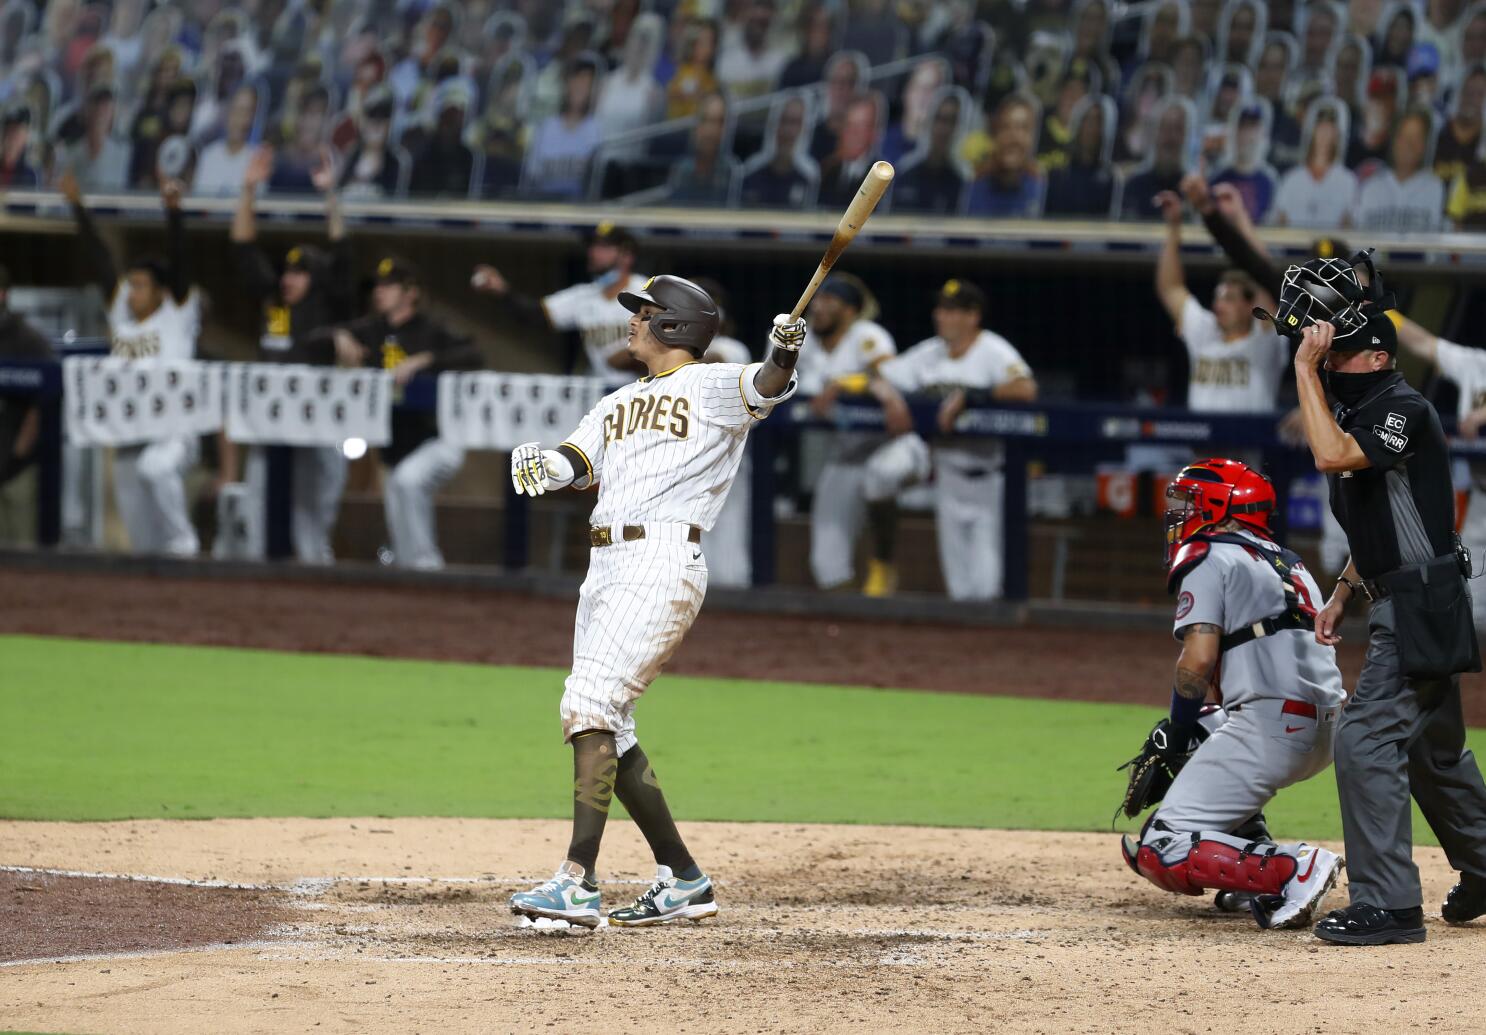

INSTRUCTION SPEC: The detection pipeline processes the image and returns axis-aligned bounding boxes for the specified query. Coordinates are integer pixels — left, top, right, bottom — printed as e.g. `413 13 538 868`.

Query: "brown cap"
375 256 418 286
585 220 638 251
934 278 985 310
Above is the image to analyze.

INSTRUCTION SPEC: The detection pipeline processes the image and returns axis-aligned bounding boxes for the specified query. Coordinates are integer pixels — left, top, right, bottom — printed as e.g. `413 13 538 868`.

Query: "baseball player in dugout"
1118 459 1345 931
332 257 482 570
795 273 898 595
470 221 648 388
1154 190 1285 415
225 145 353 565
864 279 1036 600
1281 252 1486 945
63 169 202 556
505 275 802 928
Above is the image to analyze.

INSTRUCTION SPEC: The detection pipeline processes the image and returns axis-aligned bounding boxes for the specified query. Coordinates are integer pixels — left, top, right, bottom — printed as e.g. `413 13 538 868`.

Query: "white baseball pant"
113 437 199 555
809 436 932 589
560 525 708 755
231 446 348 564
935 460 1004 601
384 438 465 570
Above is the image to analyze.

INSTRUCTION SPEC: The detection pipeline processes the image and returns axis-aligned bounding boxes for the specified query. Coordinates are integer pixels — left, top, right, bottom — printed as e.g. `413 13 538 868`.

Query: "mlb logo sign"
1384 413 1406 433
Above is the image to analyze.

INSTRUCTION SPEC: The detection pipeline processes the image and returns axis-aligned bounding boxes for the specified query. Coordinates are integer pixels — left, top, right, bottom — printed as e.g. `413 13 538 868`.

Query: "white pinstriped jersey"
560 360 798 530
107 284 200 360
543 274 649 388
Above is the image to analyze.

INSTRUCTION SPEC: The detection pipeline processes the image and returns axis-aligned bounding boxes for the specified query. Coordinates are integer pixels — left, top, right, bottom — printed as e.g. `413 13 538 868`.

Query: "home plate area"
2 818 1484 1034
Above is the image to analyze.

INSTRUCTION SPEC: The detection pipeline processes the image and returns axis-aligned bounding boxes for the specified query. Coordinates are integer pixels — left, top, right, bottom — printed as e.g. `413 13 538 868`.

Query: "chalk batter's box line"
0 864 674 892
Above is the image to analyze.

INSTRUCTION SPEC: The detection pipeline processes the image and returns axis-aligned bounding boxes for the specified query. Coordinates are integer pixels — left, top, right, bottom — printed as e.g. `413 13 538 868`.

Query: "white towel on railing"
223 363 392 446
436 371 605 451
63 356 223 446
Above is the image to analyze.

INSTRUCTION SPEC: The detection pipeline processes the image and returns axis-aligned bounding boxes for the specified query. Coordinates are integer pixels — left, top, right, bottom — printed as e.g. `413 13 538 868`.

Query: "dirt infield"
6 568 1486 722
8 568 1486 1032
2 818 1485 1035
0 870 288 964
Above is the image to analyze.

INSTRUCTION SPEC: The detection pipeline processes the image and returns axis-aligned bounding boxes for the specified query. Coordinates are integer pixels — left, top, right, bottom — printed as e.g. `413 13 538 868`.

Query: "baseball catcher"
1118 458 1347 929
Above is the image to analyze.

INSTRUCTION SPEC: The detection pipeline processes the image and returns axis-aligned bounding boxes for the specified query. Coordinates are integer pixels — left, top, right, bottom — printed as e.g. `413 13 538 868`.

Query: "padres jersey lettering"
544 274 650 388
381 337 408 369
262 304 293 353
1192 356 1251 388
562 361 797 531
107 283 200 361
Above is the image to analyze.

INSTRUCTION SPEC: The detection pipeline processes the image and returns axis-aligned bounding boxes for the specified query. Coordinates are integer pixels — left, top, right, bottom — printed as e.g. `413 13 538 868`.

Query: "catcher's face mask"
1257 258 1368 344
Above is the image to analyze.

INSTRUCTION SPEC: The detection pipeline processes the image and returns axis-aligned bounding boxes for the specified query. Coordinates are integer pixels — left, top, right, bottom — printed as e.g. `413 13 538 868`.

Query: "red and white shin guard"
1123 828 1297 897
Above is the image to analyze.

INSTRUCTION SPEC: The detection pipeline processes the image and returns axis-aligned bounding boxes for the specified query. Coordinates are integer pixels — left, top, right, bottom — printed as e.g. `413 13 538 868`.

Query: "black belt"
590 524 702 547
1357 578 1389 602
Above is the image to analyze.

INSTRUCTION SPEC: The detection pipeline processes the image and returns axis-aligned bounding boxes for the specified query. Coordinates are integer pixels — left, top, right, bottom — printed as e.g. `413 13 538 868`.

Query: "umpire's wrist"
1334 578 1358 608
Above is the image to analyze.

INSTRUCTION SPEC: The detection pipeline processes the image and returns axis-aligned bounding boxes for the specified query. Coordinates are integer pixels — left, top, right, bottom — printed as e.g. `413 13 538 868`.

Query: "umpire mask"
1256 258 1368 344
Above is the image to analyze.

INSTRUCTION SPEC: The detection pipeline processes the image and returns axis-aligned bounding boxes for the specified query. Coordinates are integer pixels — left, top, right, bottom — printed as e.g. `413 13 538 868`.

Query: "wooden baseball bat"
789 161 895 321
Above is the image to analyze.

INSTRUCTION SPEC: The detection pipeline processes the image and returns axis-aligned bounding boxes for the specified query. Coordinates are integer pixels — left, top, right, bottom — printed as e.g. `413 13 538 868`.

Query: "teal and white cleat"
510 862 603 928
608 865 719 927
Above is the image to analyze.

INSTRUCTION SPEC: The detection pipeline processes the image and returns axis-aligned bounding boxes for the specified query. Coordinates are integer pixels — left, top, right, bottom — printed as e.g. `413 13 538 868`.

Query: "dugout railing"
12 350 1486 601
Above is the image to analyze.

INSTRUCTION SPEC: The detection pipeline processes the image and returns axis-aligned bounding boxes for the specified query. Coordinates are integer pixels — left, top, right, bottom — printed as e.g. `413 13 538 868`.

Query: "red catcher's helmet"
1164 458 1277 564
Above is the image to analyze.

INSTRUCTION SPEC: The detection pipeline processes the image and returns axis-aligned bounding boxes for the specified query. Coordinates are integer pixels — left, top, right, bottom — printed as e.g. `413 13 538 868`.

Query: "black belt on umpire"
590 524 702 547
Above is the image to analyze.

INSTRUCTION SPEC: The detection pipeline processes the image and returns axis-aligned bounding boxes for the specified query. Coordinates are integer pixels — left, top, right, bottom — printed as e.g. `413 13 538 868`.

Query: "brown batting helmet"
618 275 719 355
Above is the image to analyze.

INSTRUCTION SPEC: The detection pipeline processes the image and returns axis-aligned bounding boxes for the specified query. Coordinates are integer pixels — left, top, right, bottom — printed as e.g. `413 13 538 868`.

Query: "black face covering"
1325 368 1393 409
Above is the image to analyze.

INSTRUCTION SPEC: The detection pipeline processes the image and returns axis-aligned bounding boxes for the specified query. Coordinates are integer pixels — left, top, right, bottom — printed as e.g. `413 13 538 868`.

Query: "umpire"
1287 256 1486 945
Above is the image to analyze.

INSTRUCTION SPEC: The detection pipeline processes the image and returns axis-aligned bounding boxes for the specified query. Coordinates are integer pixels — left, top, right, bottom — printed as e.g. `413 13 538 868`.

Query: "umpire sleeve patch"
1372 414 1408 453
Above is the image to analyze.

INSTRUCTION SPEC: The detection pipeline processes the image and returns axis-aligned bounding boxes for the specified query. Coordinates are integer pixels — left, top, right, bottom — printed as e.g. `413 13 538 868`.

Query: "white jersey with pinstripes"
560 359 798 531
543 274 649 388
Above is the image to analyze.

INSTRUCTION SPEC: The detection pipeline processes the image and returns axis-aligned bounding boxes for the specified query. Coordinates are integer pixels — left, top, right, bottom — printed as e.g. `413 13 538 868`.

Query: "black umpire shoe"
1443 874 1486 924
1314 903 1426 945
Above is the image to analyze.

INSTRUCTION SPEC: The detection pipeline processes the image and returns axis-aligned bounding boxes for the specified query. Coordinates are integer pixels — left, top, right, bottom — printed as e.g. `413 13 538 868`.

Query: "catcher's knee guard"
1124 840 1298 898
1187 840 1296 895
1123 834 1204 896
1124 820 1296 897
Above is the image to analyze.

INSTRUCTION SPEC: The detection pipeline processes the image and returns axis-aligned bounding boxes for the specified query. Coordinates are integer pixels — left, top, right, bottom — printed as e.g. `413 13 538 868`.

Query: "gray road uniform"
1147 529 1345 848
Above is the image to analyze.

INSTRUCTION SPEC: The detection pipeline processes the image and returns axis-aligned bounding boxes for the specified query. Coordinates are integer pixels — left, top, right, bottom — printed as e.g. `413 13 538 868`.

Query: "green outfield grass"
3 634 1472 843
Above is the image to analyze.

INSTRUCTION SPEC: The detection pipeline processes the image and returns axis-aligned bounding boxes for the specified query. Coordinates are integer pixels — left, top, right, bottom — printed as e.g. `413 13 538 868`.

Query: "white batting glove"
770 313 806 351
510 442 551 496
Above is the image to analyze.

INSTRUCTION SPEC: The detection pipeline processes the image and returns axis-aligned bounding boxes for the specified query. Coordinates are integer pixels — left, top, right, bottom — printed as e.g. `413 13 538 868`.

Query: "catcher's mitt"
1114 718 1209 821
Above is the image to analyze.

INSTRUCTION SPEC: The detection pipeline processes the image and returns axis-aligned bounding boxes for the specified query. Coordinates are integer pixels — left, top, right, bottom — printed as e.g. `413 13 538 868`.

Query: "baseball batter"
796 274 898 593
865 279 1036 600
1119 458 1346 930
65 172 201 556
506 276 801 928
472 222 648 388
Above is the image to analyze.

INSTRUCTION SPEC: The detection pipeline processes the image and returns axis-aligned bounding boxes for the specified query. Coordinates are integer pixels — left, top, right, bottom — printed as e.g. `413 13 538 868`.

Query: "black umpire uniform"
1307 311 1486 944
